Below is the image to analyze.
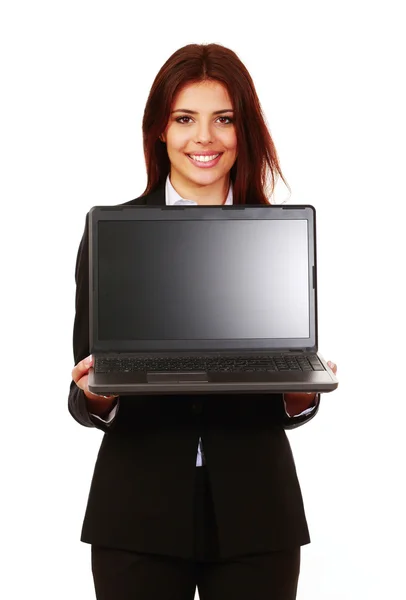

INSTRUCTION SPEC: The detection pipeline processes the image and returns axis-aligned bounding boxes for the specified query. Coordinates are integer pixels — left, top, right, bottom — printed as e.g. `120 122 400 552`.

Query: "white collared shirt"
165 175 233 206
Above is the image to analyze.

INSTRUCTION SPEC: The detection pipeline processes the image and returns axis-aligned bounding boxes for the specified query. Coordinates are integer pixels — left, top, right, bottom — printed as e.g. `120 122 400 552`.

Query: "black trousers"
91 467 301 600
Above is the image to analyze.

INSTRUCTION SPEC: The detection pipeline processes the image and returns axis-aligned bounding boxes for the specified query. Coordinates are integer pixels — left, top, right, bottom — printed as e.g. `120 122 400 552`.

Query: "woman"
69 43 337 600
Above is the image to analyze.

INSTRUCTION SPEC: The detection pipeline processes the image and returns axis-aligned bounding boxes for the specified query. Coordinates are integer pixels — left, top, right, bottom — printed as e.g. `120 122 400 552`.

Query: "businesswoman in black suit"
69 43 337 600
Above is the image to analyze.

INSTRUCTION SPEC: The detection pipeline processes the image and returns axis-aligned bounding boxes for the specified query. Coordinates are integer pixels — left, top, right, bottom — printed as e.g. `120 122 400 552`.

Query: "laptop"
87 204 338 395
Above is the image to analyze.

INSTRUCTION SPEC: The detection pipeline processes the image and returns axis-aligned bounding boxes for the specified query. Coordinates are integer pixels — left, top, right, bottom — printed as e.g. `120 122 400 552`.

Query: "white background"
1 1 405 598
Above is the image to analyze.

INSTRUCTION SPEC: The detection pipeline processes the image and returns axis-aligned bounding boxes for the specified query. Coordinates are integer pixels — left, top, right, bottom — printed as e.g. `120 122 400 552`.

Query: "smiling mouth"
186 153 223 168
187 153 221 162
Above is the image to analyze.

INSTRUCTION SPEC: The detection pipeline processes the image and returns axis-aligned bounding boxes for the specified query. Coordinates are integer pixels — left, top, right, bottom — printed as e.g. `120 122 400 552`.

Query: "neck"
170 172 230 205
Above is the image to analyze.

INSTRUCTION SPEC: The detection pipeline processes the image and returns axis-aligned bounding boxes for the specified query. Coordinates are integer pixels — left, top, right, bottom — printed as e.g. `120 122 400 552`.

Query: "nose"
195 121 213 145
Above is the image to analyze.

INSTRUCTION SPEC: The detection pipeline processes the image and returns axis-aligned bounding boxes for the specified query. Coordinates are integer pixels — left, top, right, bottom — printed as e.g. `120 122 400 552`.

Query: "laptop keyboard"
95 354 325 373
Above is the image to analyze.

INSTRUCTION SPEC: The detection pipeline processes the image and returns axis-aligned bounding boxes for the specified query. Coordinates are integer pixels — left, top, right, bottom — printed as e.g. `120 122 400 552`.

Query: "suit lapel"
123 185 166 207
144 185 166 205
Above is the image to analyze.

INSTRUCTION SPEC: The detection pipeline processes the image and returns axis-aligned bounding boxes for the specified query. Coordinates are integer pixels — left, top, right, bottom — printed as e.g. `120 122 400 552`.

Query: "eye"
175 116 193 124
217 116 234 124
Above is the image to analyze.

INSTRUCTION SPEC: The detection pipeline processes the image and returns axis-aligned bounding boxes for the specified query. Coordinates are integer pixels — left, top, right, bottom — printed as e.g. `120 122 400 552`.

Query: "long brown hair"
142 43 289 204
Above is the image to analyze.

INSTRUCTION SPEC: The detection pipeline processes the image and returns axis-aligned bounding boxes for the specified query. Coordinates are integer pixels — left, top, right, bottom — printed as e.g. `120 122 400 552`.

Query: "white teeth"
189 154 220 163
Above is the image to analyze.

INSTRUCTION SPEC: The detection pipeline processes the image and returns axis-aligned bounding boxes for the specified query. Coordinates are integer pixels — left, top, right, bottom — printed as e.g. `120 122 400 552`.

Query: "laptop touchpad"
147 372 209 383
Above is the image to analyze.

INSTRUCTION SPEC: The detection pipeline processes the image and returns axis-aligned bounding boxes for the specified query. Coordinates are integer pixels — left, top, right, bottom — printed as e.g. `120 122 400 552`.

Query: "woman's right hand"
72 354 118 413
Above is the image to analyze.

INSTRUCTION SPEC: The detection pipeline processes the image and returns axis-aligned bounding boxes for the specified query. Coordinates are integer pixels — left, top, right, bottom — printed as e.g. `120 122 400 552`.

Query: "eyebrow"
171 109 234 115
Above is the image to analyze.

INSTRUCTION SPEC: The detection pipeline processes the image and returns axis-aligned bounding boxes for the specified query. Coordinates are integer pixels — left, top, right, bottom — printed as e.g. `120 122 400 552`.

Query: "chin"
185 168 224 186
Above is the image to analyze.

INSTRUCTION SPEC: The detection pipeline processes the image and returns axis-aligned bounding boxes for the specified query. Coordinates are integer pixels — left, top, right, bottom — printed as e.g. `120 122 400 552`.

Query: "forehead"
173 80 233 110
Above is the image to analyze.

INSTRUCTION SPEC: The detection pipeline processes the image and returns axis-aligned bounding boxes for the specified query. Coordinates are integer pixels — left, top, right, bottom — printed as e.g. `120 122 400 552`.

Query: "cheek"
166 130 190 152
225 140 238 159
223 131 238 153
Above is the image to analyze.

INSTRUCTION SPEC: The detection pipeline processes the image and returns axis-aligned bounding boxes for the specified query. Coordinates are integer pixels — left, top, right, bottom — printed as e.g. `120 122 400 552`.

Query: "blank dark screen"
98 219 310 340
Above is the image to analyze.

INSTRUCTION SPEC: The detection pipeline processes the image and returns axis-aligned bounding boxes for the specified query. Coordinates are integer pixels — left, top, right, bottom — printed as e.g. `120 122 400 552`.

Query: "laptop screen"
96 218 312 348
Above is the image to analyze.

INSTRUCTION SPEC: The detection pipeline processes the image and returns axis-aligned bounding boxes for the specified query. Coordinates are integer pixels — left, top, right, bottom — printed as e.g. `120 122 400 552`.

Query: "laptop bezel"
89 205 318 354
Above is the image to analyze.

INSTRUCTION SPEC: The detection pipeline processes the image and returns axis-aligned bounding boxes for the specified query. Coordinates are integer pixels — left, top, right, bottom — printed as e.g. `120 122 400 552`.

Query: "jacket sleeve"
281 394 321 430
67 212 114 433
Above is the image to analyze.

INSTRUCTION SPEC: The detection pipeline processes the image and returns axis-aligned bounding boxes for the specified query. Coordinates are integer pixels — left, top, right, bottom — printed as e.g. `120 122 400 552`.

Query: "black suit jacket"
68 185 320 560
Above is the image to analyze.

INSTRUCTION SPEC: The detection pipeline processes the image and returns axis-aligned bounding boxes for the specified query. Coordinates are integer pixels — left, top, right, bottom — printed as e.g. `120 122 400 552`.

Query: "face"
162 80 238 200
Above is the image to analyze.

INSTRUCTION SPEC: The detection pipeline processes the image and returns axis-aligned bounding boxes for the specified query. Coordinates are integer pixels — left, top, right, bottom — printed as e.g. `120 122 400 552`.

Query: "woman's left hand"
284 360 338 416
327 360 338 376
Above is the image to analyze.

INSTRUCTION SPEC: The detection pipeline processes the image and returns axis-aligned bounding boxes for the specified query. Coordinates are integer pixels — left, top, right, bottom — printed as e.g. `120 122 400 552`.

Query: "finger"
327 360 337 374
71 354 93 383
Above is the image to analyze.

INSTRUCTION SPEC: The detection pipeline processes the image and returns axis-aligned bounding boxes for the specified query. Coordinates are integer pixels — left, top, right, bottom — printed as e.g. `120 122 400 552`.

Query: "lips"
186 153 223 168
